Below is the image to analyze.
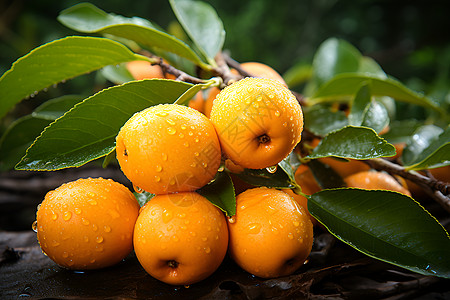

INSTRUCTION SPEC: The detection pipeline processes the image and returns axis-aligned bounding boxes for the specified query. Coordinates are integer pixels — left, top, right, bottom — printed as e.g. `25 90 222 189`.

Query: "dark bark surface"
1 165 449 299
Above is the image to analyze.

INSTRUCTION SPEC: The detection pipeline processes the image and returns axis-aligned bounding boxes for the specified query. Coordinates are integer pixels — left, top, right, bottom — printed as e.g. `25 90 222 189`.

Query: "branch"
366 158 450 214
157 58 207 85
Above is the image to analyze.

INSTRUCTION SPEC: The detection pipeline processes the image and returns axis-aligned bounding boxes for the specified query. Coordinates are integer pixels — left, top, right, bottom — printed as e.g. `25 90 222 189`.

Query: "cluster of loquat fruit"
34 60 426 286
34 62 315 286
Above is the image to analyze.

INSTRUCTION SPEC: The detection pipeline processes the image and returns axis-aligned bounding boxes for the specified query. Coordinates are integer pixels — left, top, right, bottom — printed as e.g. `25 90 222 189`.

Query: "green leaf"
58 3 211 70
134 191 155 207
100 63 135 85
402 125 444 166
0 36 146 119
0 116 51 171
307 126 396 160
380 119 423 144
348 82 371 126
32 95 85 120
174 77 221 106
0 95 84 171
170 0 225 65
309 189 450 278
303 105 348 136
358 56 387 78
198 172 236 217
57 2 156 31
282 63 312 88
308 74 441 112
308 159 345 189
312 38 362 87
236 166 295 189
361 100 389 134
15 79 193 171
404 126 450 170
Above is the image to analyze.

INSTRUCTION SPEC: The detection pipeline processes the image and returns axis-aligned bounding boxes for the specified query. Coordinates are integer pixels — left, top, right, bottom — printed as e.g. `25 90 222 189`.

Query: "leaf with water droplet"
198 172 236 217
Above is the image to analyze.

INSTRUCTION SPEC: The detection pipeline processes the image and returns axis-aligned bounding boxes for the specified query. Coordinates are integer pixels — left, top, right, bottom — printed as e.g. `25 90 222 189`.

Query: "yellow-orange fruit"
228 187 313 278
116 104 221 194
36 178 139 270
133 192 229 285
344 170 411 196
210 77 303 169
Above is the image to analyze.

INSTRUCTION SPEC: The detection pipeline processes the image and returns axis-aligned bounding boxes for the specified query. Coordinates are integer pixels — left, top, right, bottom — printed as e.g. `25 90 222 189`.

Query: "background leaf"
307 126 396 160
15 79 192 170
404 126 450 170
100 64 135 85
309 189 450 278
311 38 362 87
0 36 146 119
381 119 423 144
360 100 390 134
0 95 84 171
308 73 441 112
170 0 225 65
198 172 236 217
235 166 295 189
348 82 371 126
58 3 210 69
401 125 443 166
303 105 348 136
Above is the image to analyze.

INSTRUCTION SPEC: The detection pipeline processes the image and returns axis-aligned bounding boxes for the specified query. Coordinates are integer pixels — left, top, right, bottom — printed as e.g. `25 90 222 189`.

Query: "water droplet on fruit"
82 218 90 225
194 138 199 143
293 221 300 227
154 176 161 182
204 247 211 254
74 208 82 215
63 211 72 221
179 133 184 138
194 152 199 157
218 165 225 172
84 236 89 242
247 223 261 234
31 221 38 232
51 213 58 221
51 240 60 247
156 111 168 117
162 153 168 161
274 111 280 117
155 165 163 172
87 191 96 198
266 165 277 173
167 127 176 135
181 125 187 130
228 216 236 223
169 178 176 185
184 142 190 147
288 233 294 240
172 235 179 242
271 227 279 234
162 210 173 223
133 185 144 193
88 199 97 206
166 118 176 126
96 236 104 243
62 252 69 258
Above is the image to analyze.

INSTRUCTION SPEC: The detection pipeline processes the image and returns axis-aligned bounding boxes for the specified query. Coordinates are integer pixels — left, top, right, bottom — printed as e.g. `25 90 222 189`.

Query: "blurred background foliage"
1 0 449 120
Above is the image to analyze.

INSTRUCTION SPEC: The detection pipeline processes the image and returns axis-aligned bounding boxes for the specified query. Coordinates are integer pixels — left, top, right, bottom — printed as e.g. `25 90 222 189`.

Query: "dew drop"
179 133 185 138
293 221 300 227
51 213 58 221
155 165 163 172
184 142 190 147
218 165 225 172
266 165 277 173
166 118 176 126
96 236 104 243
228 216 236 224
161 153 168 161
82 218 90 225
162 210 173 223
87 191 96 198
83 236 89 242
194 152 199 157
167 127 176 135
169 178 176 186
88 199 98 206
134 185 144 193
92 224 98 232
181 125 187 130
288 233 294 240
154 176 161 182
202 162 208 168
194 138 199 143
274 111 280 117
51 240 60 247
190 231 196 237
63 211 72 221
62 252 69 258
204 247 211 254
74 208 82 215
31 221 38 233
202 237 208 242
188 131 194 136
247 223 261 234
156 111 168 117
172 236 179 242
